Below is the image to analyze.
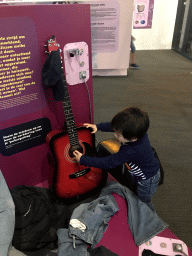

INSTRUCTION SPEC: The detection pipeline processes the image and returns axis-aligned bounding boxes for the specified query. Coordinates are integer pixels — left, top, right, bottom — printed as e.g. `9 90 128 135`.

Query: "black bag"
96 138 164 189
10 185 71 251
88 245 119 256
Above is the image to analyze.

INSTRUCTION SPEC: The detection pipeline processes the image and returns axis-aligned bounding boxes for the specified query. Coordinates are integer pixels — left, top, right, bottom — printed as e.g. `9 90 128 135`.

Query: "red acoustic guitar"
45 36 106 202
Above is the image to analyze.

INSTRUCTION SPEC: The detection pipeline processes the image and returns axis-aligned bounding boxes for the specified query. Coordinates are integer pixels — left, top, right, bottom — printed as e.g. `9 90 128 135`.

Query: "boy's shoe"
130 63 139 68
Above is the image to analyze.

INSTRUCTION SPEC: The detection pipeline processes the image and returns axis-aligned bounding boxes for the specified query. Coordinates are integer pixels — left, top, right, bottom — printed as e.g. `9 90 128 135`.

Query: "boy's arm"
96 122 114 132
79 148 131 169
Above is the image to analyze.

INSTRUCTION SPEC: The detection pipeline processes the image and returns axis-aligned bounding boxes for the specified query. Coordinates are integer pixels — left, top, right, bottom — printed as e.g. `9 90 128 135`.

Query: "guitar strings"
84 79 93 124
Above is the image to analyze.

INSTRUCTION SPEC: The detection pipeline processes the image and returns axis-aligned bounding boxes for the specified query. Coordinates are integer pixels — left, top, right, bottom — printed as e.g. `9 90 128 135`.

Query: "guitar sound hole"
69 144 83 159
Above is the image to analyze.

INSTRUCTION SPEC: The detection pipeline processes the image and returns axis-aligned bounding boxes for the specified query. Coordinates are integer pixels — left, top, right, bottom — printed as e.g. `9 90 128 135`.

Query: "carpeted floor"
93 49 192 249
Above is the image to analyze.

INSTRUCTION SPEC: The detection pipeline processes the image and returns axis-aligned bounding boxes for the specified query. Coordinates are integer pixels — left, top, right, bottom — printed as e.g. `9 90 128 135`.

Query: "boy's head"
111 107 150 141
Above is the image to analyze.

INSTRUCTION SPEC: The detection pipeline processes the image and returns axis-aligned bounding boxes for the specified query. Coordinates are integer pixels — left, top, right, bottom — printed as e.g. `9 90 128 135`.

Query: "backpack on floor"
10 185 71 251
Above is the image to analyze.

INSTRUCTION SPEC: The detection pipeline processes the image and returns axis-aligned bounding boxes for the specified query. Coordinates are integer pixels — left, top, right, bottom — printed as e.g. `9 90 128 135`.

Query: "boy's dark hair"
111 107 150 140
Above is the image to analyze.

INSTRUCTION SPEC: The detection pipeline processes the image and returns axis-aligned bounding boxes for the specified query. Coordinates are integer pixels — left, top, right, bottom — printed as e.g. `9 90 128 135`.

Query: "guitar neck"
60 65 80 148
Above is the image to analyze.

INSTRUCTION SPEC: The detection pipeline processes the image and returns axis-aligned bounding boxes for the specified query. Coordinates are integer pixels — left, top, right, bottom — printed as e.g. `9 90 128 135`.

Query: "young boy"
73 107 160 212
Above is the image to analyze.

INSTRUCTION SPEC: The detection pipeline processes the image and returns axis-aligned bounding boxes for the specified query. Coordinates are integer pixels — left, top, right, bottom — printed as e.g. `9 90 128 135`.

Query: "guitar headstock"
45 35 62 60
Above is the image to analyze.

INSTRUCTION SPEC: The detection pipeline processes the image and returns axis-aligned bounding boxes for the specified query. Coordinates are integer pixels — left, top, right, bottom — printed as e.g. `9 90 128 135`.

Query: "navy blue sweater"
80 122 160 180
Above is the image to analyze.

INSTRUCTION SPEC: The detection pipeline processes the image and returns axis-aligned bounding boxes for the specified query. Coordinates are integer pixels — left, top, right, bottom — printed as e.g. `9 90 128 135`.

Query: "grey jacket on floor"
0 170 15 256
57 181 168 256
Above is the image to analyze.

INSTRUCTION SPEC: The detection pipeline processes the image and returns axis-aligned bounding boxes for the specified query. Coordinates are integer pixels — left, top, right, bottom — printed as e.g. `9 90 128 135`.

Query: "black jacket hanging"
88 246 119 256
42 49 66 101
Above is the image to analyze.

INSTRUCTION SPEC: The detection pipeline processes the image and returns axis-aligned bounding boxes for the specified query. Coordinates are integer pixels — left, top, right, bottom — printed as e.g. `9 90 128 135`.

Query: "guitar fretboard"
60 70 80 148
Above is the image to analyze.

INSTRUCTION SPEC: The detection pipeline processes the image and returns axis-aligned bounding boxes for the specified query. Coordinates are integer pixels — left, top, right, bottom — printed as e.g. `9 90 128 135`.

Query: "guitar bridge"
69 168 91 179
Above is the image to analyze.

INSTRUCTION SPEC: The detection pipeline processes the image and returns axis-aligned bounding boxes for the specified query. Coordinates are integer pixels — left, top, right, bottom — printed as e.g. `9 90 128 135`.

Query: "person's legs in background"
130 37 139 68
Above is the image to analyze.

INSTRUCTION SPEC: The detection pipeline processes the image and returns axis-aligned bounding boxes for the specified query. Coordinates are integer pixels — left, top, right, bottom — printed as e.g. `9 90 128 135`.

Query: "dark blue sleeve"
80 146 132 169
96 122 114 132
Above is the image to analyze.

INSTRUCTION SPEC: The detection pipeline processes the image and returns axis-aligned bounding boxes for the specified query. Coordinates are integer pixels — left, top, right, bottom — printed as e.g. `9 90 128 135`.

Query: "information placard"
0 118 51 156
0 16 46 121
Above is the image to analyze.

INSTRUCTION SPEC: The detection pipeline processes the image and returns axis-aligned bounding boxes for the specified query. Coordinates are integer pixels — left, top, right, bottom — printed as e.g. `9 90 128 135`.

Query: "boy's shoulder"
124 133 149 146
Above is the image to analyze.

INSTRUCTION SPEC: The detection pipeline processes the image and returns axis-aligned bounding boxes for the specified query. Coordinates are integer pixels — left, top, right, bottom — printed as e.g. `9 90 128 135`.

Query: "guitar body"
49 126 106 201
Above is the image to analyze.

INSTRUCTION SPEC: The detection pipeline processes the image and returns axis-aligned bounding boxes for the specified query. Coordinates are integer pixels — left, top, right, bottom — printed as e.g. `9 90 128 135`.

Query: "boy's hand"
73 150 83 163
83 123 97 134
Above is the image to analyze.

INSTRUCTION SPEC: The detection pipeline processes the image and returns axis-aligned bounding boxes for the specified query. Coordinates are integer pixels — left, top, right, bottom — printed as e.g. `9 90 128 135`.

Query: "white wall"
132 0 179 50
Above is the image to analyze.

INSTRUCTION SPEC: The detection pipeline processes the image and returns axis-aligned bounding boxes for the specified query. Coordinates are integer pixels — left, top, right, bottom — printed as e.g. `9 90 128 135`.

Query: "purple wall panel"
0 4 93 189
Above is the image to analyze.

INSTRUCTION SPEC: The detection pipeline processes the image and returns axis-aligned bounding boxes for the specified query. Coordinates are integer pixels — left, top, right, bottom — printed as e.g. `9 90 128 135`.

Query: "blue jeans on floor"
135 170 160 212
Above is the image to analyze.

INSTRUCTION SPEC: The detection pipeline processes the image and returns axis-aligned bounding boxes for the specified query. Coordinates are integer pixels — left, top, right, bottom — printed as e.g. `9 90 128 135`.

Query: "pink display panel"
0 4 93 189
139 236 189 256
64 41 90 85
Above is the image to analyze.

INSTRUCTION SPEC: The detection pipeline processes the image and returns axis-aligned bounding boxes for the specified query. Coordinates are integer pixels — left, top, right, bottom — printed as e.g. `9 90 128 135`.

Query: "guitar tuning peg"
45 51 49 54
44 45 47 47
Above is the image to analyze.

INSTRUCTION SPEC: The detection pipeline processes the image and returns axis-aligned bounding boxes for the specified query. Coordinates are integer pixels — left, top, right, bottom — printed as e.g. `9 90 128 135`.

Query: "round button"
160 242 167 249
145 240 152 246
80 61 85 67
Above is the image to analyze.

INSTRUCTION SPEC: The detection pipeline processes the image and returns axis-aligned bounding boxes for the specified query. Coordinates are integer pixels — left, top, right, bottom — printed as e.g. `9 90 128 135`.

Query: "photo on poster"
133 0 154 29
